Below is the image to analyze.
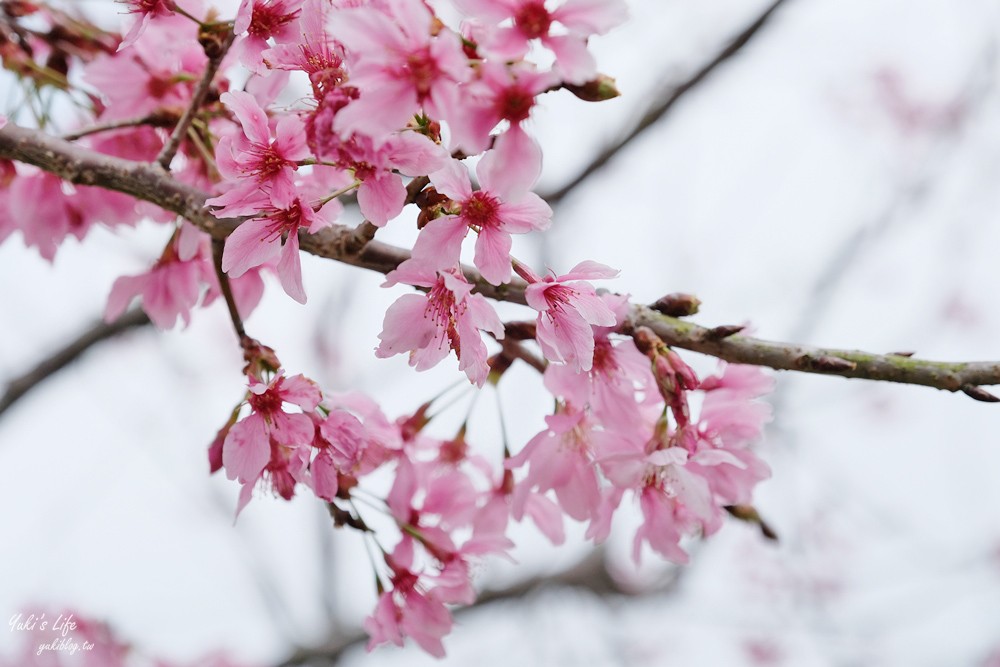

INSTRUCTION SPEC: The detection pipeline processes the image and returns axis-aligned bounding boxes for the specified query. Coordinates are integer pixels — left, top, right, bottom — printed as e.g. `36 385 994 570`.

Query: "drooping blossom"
364 538 453 658
105 224 214 329
309 407 368 500
376 260 504 386
328 0 470 140
221 185 340 303
207 90 310 216
521 260 619 371
414 149 550 284
233 0 304 73
10 171 92 261
507 405 603 523
456 0 628 84
222 371 321 512
544 293 658 431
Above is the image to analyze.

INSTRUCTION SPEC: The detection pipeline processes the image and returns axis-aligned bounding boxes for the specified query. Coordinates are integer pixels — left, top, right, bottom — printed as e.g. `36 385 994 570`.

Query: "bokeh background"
2 0 1000 664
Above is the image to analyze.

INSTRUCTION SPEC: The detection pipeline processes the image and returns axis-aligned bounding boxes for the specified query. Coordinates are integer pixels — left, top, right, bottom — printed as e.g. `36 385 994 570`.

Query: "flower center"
248 1 299 39
514 1 552 39
462 192 500 230
497 85 534 124
405 49 438 98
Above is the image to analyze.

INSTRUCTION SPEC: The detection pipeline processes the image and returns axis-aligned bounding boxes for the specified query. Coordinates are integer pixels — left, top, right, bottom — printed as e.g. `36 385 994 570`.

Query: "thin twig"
3 123 1000 396
541 0 791 206
61 112 176 141
0 307 151 417
211 239 247 340
155 28 235 170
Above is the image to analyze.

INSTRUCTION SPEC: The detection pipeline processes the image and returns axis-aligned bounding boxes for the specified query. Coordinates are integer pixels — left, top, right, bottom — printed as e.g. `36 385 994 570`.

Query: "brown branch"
0 307 151 417
155 26 235 170
2 123 1000 396
541 0 791 206
61 113 175 141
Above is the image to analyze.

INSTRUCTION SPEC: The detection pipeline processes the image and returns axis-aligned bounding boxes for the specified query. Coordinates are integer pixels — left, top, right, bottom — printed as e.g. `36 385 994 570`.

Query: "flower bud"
564 74 621 102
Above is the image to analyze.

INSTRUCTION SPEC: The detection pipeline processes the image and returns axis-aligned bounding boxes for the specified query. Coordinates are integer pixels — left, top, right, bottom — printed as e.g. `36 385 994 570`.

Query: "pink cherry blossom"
447 60 557 155
118 0 177 51
206 90 310 216
10 171 92 261
376 261 504 386
364 539 453 658
521 260 619 371
328 0 470 140
222 371 321 512
316 130 446 226
233 0 304 74
414 151 550 284
544 293 658 430
86 19 206 121
221 187 339 303
456 0 628 84
104 229 214 329
507 406 602 522
263 0 346 97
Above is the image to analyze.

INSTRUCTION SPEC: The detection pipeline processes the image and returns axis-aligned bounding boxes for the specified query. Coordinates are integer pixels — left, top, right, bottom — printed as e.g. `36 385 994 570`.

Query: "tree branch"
2 122 999 397
0 306 151 417
541 0 791 205
155 27 235 170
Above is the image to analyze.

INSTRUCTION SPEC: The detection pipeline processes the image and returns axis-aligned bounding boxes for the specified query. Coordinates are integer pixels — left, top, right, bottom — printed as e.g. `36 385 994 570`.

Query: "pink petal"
479 126 541 199
545 34 597 85
496 193 552 233
429 158 473 201
221 90 270 146
411 215 468 271
553 0 628 35
223 414 270 483
278 373 322 410
357 171 406 227
221 218 282 277
473 227 513 285
276 232 307 303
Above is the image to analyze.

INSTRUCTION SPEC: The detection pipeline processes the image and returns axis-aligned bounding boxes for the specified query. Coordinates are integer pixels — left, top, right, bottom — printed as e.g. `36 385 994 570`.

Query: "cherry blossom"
207 90 310 216
456 0 628 84
233 0 304 74
222 371 321 512
376 261 504 386
327 0 470 140
414 151 551 284
521 260 619 371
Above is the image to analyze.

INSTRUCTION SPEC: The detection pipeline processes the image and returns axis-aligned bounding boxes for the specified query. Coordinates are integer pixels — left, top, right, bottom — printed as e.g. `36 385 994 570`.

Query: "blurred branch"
541 0 791 206
276 548 671 666
0 306 150 418
155 25 235 170
3 123 1000 396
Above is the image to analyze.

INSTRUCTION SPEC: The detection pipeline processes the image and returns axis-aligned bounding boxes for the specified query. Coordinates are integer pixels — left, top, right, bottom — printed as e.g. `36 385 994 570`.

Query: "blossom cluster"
0 0 778 658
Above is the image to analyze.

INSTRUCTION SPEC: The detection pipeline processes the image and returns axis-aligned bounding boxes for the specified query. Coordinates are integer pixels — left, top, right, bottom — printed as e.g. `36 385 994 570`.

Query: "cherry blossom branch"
2 123 1000 397
541 0 791 205
0 306 150 418
154 25 235 170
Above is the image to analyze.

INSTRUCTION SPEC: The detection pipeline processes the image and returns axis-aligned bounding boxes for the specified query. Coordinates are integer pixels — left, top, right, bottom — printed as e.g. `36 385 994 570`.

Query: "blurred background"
2 0 1000 664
